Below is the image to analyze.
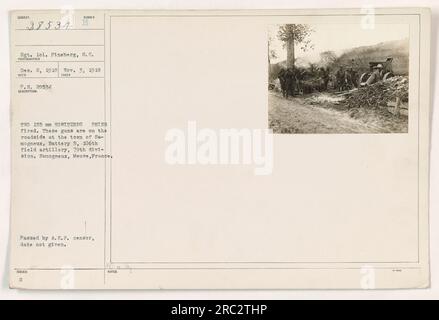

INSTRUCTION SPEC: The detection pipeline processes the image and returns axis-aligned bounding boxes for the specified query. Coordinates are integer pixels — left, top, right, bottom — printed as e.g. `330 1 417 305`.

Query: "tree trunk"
268 42 271 78
286 37 295 69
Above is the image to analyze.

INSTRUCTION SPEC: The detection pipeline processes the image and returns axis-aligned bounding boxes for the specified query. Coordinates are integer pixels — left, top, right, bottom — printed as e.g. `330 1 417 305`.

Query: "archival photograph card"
9 8 431 289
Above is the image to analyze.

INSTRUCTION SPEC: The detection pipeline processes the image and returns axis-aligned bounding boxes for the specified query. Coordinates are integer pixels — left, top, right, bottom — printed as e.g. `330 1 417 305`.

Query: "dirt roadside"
268 92 407 134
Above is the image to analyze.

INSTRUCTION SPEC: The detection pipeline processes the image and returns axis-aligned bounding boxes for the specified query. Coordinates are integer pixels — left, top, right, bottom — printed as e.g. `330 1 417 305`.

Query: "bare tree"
319 51 337 67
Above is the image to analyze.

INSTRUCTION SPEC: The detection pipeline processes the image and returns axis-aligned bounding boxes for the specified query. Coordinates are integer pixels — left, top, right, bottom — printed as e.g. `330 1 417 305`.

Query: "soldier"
349 67 359 88
336 67 345 92
277 68 287 98
320 67 330 91
345 67 356 89
364 64 383 86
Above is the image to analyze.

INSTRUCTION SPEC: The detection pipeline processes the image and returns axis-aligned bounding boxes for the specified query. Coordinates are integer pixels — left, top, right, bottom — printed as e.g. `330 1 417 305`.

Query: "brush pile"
341 76 409 109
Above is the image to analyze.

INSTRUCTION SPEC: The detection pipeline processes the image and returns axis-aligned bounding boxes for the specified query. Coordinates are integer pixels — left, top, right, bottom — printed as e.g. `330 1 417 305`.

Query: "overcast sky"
268 23 409 65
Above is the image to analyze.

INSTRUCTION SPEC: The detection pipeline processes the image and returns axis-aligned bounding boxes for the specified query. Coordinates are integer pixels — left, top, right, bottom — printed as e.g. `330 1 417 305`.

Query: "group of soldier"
334 66 359 92
277 68 298 99
276 64 361 98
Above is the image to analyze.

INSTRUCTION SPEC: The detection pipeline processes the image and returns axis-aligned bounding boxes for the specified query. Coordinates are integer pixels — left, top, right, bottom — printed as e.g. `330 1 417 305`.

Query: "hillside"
335 38 409 75
269 38 409 80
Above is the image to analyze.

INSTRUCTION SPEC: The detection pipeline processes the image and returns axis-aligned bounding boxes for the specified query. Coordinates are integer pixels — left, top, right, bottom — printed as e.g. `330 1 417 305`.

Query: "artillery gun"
359 57 395 85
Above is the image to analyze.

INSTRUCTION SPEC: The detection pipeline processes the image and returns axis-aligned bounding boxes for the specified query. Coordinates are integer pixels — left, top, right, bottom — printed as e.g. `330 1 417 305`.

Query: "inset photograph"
268 24 409 134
